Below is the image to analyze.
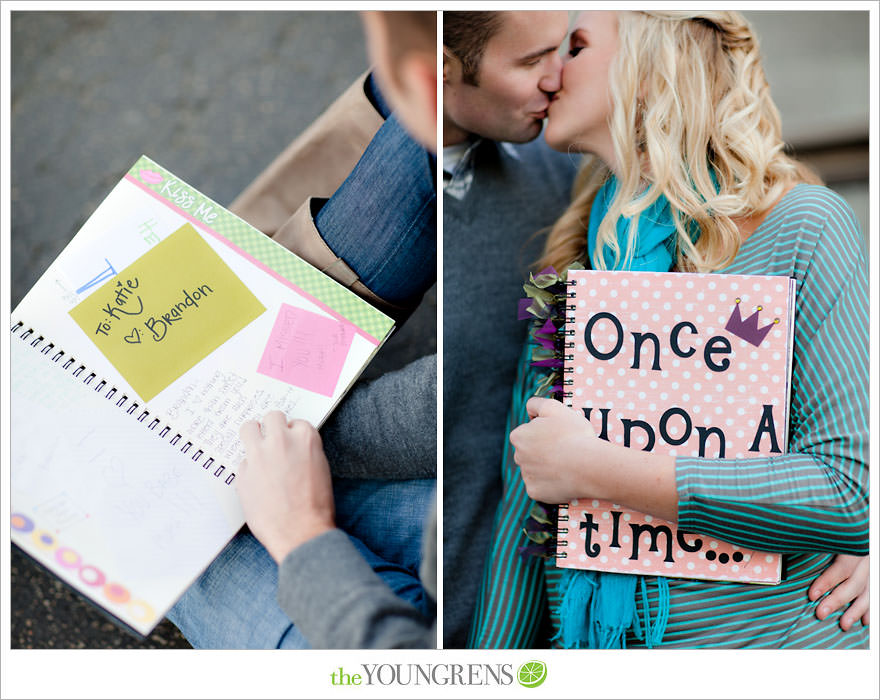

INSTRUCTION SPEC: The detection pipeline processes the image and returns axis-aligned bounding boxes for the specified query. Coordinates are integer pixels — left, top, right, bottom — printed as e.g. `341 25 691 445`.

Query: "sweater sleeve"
675 194 869 555
277 526 436 649
320 354 436 479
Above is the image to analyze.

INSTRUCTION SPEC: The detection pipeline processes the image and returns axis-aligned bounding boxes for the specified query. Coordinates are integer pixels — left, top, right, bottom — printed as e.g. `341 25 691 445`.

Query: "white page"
10 335 244 636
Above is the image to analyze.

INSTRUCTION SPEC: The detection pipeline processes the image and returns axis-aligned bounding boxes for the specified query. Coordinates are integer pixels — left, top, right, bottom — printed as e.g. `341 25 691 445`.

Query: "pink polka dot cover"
557 269 796 584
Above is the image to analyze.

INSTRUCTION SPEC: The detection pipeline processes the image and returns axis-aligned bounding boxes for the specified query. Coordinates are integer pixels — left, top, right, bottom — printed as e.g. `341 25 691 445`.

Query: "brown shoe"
229 70 384 236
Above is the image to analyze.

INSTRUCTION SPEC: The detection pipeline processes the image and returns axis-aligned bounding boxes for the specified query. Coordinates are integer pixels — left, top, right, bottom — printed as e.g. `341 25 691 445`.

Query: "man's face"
443 11 569 145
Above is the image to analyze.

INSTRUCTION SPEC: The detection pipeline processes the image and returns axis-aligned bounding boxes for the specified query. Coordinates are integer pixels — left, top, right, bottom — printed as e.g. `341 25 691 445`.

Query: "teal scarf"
554 174 676 648
587 175 677 273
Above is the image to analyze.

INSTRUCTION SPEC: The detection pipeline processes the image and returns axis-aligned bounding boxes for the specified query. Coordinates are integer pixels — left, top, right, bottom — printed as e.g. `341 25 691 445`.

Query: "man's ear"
398 52 438 151
443 46 461 84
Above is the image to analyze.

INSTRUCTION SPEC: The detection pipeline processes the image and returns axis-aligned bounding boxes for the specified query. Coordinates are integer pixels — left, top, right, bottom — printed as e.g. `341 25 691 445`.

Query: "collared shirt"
443 138 524 200
443 138 481 200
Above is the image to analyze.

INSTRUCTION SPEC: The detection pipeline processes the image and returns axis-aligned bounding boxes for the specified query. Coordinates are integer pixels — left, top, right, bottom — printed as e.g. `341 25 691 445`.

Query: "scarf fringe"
632 576 670 648
552 567 670 649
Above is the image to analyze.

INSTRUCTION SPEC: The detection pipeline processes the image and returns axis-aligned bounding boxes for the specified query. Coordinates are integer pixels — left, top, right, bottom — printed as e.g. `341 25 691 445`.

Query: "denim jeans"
167 477 434 649
314 113 437 306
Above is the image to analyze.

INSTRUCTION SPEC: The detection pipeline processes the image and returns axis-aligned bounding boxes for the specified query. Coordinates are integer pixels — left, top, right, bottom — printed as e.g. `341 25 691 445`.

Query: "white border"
3 3 878 700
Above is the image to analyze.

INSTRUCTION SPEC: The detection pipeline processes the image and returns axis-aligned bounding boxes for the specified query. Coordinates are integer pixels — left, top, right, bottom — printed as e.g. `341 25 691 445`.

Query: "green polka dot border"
127 156 394 342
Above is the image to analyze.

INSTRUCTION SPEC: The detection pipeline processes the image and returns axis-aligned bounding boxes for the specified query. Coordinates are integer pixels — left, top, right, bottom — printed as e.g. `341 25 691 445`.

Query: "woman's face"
544 11 619 167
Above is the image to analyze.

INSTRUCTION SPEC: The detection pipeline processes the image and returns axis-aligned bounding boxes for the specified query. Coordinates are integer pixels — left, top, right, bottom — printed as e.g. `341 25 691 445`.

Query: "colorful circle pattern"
11 513 35 533
79 565 106 588
103 583 131 605
55 547 82 569
12 511 154 625
128 600 156 623
32 530 56 550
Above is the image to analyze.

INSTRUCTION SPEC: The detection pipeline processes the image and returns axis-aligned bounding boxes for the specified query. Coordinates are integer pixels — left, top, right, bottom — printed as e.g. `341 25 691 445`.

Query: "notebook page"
10 335 244 636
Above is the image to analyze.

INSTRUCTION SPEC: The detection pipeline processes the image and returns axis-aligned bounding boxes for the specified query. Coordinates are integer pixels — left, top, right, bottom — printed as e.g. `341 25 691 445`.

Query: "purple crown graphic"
724 298 779 347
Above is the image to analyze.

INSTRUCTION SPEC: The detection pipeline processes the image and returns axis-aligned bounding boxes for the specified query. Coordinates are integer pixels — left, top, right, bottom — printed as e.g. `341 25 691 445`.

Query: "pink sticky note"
257 304 355 397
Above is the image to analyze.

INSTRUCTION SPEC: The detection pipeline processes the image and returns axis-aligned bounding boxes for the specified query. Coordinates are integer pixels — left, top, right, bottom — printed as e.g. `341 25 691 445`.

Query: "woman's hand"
509 397 678 521
808 554 869 631
236 411 336 564
510 397 598 503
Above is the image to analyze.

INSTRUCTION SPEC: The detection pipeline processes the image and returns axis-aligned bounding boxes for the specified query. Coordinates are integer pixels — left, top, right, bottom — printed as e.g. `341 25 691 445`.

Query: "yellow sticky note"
69 223 265 402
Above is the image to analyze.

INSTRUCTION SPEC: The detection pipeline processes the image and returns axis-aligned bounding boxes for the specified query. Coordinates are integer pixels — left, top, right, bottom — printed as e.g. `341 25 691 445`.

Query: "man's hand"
809 554 869 631
236 410 336 563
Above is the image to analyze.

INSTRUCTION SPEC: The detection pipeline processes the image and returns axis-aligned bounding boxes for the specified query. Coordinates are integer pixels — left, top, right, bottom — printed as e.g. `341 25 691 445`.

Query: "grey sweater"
442 139 577 647
278 509 436 648
276 354 437 648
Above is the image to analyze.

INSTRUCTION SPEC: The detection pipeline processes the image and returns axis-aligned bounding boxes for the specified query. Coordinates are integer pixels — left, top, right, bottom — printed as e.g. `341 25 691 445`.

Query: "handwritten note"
257 304 355 397
69 223 265 401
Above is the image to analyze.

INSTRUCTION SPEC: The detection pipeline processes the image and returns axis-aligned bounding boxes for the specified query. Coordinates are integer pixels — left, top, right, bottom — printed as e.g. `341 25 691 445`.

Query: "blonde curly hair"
537 11 820 274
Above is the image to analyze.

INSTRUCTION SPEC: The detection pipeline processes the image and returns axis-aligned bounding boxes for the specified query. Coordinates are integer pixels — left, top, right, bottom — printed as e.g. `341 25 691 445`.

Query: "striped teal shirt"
638 184 869 648
472 184 869 649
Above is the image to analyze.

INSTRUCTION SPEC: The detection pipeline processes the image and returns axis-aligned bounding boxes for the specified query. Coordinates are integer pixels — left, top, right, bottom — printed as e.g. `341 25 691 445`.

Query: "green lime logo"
517 660 547 688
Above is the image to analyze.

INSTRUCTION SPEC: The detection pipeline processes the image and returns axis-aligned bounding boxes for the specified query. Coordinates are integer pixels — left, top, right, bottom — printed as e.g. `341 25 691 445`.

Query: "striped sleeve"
675 188 869 555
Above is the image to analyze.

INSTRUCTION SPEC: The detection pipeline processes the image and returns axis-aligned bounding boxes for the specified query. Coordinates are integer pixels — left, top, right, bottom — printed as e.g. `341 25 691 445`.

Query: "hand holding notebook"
236 412 337 563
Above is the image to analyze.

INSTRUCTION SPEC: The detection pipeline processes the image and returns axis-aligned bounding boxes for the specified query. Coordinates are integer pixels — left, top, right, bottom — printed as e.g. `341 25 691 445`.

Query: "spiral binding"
528 280 582 560
559 280 579 403
11 321 235 486
555 504 570 558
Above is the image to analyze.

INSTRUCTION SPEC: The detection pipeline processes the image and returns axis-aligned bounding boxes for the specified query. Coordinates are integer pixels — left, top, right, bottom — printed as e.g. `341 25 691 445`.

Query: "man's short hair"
443 11 504 86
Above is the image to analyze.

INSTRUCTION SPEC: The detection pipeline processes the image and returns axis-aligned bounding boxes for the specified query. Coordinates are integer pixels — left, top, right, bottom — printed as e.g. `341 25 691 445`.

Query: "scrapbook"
10 156 394 635
551 269 796 583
